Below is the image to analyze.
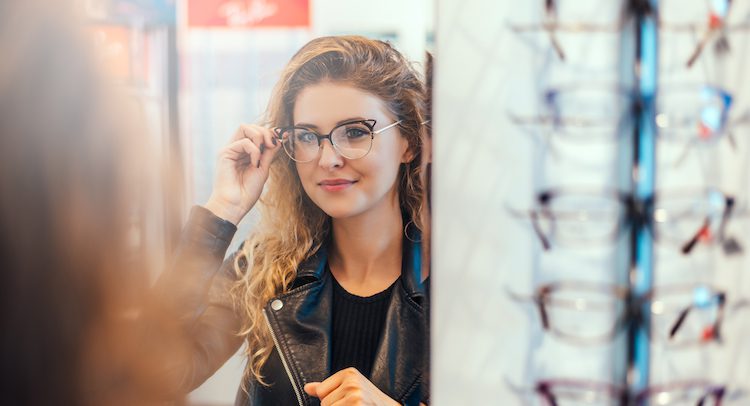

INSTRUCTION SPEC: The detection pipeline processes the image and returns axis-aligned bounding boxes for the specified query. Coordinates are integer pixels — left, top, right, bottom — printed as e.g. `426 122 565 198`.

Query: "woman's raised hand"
204 124 282 225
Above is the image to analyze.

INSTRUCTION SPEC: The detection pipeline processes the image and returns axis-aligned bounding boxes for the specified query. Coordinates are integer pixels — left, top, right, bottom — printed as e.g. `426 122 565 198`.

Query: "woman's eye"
296 131 318 144
345 127 370 139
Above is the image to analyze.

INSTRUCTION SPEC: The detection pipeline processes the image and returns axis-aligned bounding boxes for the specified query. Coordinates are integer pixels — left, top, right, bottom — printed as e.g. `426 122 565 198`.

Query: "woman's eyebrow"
294 117 368 129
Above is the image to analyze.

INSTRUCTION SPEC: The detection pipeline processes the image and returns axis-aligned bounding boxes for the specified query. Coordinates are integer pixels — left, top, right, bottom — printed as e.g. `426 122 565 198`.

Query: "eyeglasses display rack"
631 0 658 398
430 0 750 403
501 0 749 404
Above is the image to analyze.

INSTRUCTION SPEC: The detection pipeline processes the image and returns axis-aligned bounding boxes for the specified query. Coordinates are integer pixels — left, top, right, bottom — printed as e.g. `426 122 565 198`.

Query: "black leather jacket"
155 207 429 405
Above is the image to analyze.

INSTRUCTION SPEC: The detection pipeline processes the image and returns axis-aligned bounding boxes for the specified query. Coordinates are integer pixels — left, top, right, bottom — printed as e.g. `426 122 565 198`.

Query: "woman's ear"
401 150 415 164
401 140 417 164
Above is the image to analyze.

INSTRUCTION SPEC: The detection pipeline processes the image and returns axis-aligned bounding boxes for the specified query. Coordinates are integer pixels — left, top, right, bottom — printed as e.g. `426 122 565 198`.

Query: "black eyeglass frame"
273 119 402 163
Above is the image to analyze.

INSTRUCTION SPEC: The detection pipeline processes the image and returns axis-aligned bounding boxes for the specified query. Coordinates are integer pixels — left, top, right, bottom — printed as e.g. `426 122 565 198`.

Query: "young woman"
156 36 430 405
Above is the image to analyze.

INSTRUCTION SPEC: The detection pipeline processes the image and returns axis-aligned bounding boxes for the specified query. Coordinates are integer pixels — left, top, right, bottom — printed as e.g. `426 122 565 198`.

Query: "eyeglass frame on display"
507 188 741 256
505 377 740 406
659 0 750 68
508 84 750 166
506 280 750 346
506 0 633 61
273 119 403 163
507 0 750 70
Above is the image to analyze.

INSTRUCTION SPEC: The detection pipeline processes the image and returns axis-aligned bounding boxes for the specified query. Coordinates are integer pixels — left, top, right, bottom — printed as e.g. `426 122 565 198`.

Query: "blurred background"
80 1 433 404
11 1 748 404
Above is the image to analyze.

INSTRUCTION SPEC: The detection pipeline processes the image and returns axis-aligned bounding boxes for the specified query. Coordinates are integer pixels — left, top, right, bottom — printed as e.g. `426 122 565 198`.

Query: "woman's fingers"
223 138 262 168
306 368 360 400
258 137 281 170
318 385 348 406
259 126 278 150
226 125 280 168
232 124 278 150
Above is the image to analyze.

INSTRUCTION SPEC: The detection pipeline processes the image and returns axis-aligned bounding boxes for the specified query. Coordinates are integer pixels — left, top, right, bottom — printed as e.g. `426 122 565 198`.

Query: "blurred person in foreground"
0 1 188 404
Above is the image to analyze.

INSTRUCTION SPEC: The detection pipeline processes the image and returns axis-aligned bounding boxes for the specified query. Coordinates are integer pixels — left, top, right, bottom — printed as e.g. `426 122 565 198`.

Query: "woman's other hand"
304 367 400 406
204 124 281 225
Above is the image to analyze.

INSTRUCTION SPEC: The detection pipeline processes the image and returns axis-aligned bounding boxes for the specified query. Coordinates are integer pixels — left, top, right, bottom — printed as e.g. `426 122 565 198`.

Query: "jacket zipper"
263 308 305 406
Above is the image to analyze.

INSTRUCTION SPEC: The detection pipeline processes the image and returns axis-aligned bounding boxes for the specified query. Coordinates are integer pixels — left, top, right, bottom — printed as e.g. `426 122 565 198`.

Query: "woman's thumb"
303 382 320 397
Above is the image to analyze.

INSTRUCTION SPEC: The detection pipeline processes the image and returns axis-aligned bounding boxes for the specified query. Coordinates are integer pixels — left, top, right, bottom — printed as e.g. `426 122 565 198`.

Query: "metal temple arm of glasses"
659 21 750 68
685 27 720 67
505 204 551 250
680 217 711 255
667 302 723 343
504 285 551 328
372 119 403 135
717 196 744 255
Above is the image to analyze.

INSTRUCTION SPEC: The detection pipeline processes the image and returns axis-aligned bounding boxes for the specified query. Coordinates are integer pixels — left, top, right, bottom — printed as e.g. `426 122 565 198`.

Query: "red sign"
188 0 309 28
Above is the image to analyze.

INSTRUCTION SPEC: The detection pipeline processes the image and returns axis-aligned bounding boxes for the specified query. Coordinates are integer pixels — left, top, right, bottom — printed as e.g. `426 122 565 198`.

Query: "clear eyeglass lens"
651 287 720 346
656 86 731 142
545 286 624 342
546 385 619 406
331 122 373 160
280 123 374 162
646 386 719 406
653 191 726 245
281 128 319 162
545 88 630 141
540 194 623 247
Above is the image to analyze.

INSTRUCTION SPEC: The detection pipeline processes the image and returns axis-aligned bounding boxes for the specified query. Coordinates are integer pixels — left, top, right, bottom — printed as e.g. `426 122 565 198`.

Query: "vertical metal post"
629 0 658 399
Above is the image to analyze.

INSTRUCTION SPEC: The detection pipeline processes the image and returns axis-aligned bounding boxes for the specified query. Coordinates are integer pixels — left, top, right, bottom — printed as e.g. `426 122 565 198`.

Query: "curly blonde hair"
231 35 428 386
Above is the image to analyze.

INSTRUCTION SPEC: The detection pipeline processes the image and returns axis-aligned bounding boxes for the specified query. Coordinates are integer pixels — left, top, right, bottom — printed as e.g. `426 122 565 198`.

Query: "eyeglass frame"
509 0 750 70
508 84 749 157
506 280 744 346
505 377 729 406
658 0 750 68
273 119 403 163
506 0 631 61
510 187 739 256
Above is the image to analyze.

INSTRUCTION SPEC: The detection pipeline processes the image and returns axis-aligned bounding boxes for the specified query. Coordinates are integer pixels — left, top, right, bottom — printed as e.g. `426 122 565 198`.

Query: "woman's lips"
319 179 356 192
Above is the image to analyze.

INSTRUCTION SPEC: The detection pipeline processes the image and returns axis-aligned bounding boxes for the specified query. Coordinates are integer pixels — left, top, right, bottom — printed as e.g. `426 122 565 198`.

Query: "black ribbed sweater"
330 274 397 377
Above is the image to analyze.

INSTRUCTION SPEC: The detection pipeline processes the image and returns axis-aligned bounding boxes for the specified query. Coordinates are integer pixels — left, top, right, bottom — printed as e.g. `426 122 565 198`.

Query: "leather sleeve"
135 206 245 399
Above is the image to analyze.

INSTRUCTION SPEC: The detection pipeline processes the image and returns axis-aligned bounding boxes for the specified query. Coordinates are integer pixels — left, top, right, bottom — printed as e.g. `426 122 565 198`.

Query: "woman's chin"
317 200 366 220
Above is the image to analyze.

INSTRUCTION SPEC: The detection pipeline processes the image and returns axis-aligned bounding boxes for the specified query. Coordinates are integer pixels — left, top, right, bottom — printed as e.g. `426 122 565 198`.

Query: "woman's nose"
318 139 344 168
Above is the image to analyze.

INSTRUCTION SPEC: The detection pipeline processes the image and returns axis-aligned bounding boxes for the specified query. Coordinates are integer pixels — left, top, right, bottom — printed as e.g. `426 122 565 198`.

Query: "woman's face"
292 82 411 220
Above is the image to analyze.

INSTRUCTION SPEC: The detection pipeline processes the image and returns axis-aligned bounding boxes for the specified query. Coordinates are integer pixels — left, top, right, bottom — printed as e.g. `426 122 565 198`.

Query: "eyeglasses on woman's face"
273 119 403 163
